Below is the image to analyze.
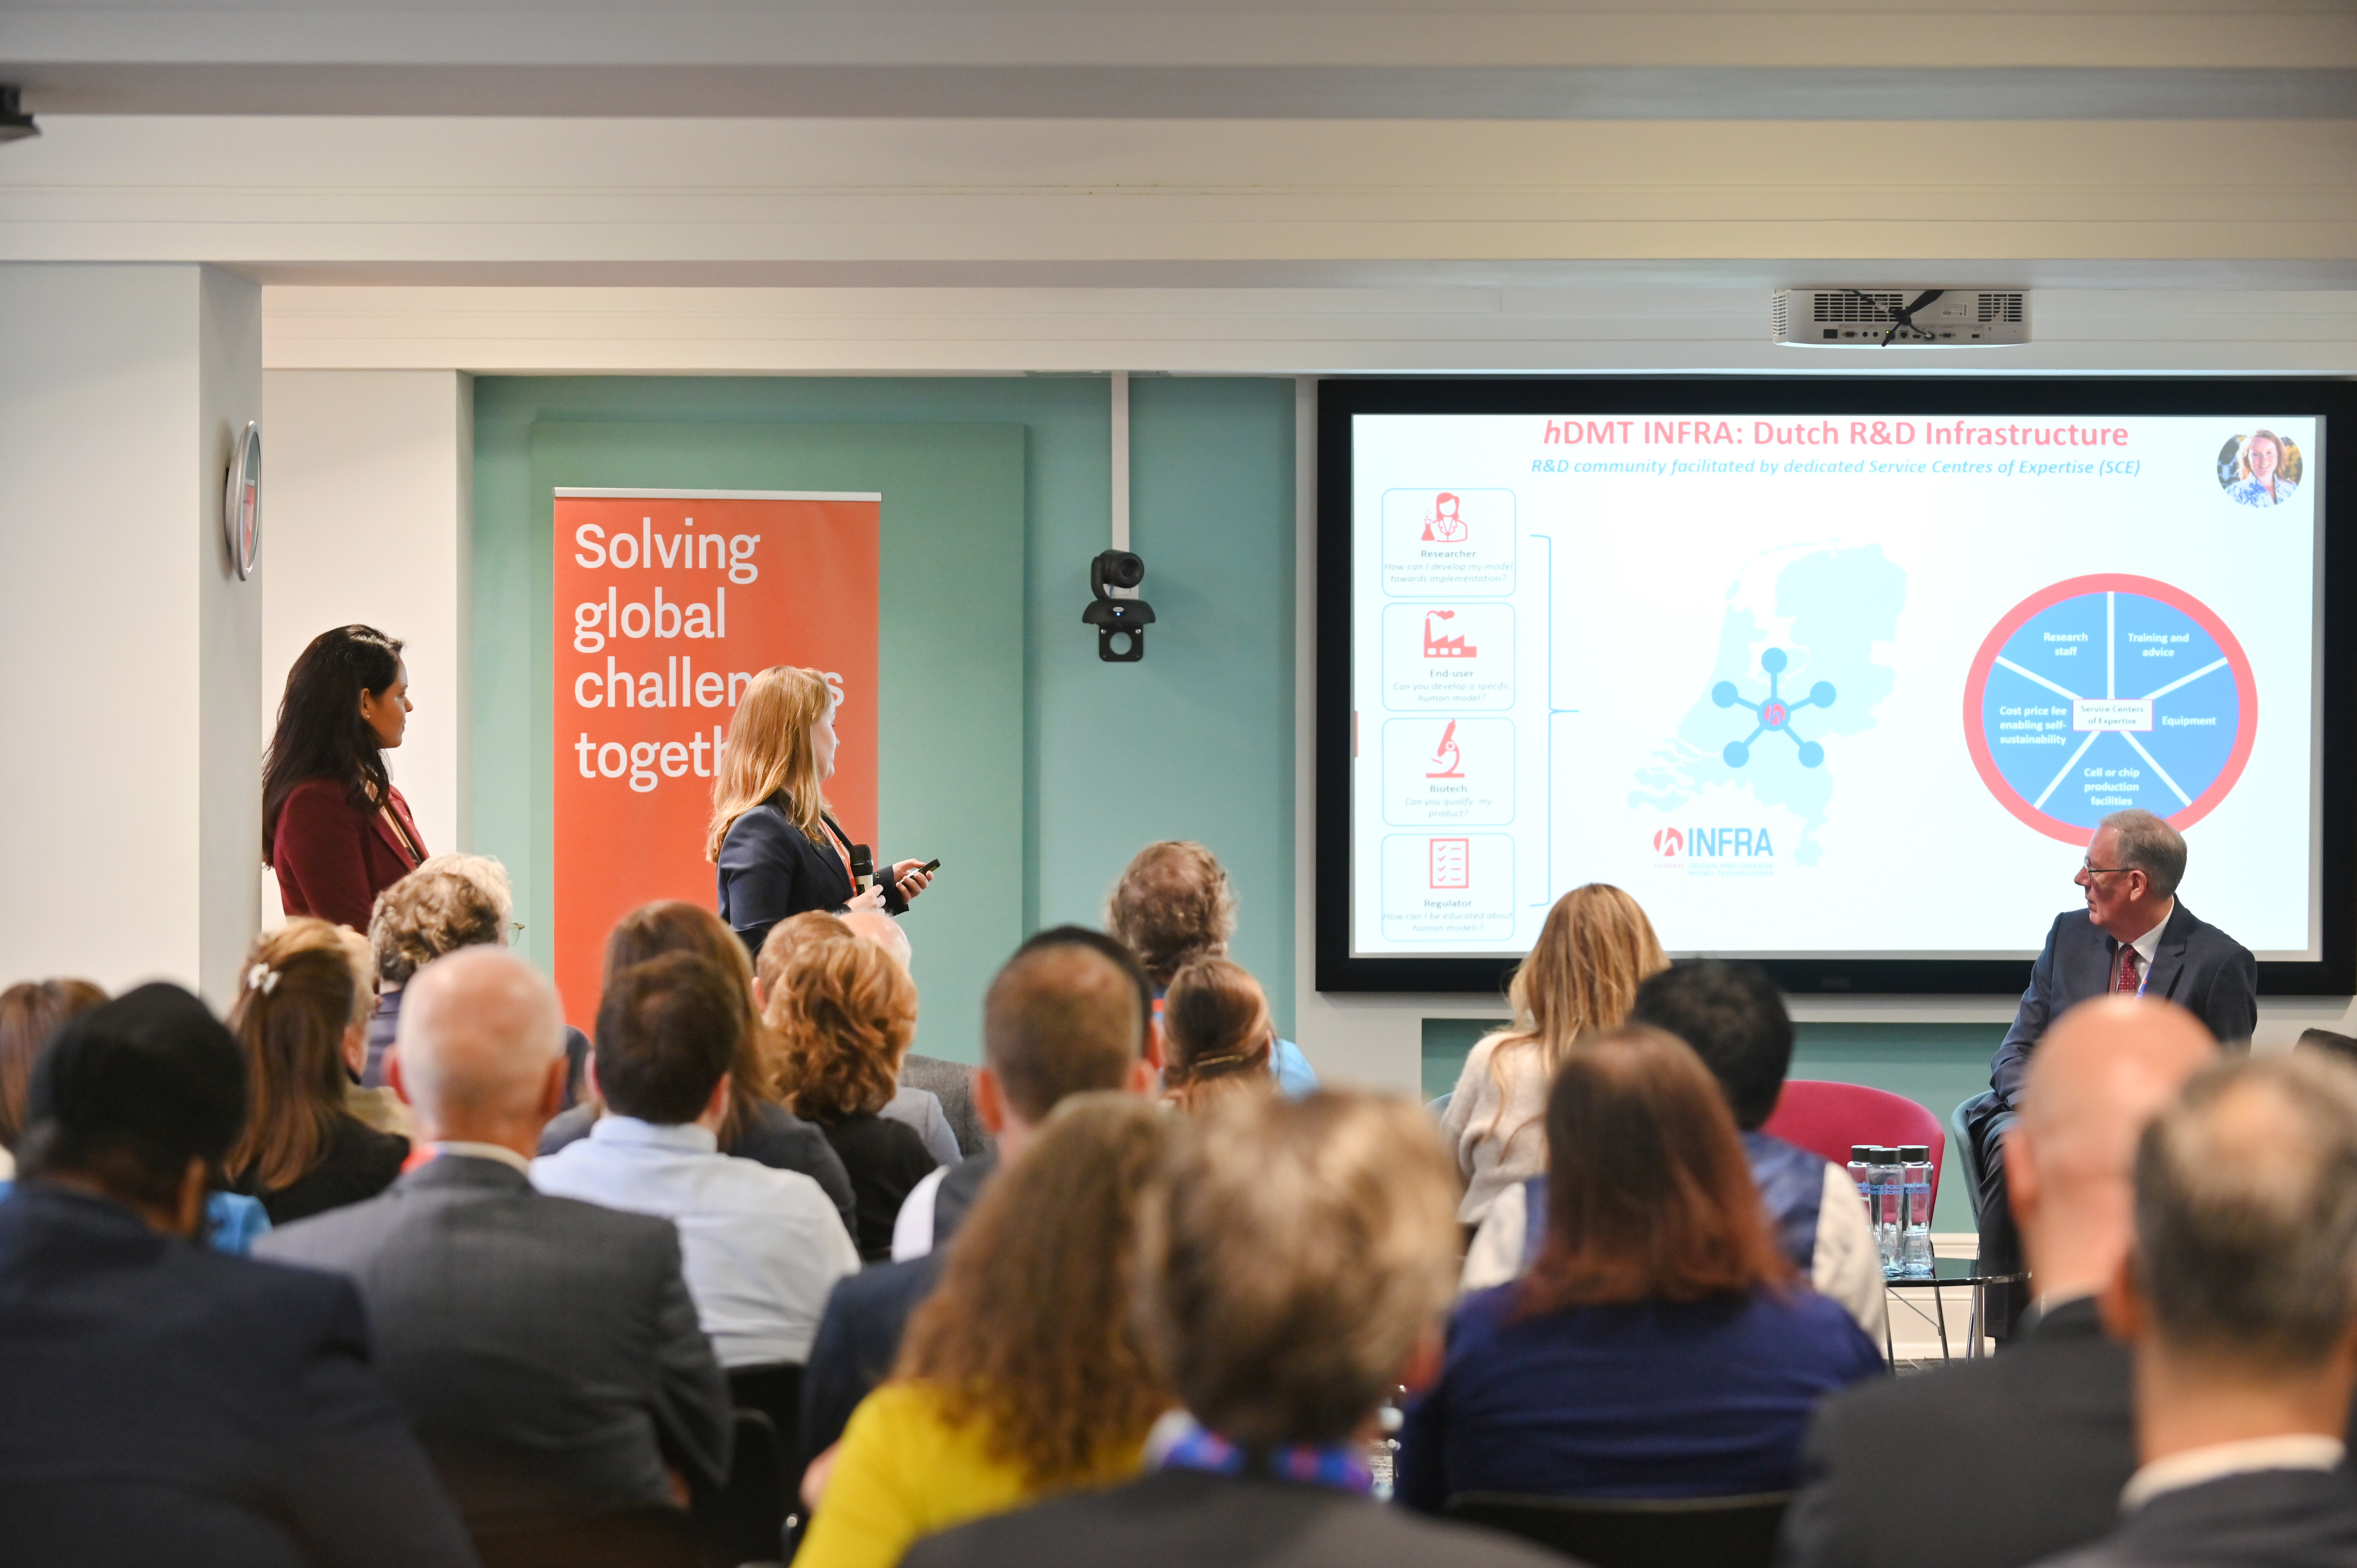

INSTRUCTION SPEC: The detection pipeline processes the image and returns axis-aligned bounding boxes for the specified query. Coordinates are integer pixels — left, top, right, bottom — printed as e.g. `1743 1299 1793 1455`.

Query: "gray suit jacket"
256 1154 730 1534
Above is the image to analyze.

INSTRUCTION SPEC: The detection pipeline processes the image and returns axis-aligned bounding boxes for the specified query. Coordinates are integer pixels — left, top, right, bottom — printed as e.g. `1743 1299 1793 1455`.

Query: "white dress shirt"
2120 1434 2345 1511
2118 904 2174 992
532 1116 859 1367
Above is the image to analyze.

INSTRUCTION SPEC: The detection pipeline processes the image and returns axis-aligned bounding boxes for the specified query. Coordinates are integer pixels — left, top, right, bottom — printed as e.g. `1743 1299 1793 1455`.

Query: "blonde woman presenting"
1439 885 1668 1224
710 667 933 957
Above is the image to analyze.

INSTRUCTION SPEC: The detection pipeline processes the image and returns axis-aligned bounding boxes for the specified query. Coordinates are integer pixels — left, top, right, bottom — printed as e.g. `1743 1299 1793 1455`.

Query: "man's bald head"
841 909 913 972
982 940 1143 1125
2008 995 2217 1298
396 947 564 1137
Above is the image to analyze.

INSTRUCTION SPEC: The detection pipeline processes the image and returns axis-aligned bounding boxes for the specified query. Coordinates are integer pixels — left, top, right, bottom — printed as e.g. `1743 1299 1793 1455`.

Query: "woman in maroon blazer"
263 625 426 932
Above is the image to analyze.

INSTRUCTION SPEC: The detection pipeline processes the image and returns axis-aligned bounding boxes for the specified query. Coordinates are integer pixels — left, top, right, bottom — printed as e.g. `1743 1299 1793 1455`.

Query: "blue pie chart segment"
1971 582 2250 837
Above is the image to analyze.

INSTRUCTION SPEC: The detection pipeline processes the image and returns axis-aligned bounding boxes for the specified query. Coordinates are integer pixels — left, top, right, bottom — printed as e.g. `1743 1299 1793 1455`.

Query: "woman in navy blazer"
1397 1023 1881 1509
709 666 931 958
263 625 426 933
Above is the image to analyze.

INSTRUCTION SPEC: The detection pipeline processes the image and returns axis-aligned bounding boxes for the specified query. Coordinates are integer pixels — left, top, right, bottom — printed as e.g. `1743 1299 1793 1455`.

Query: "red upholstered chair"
1760 1080 1947 1214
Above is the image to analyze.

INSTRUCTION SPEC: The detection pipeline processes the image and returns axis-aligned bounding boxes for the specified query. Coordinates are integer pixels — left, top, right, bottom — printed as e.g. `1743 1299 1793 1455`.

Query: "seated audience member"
903 1091 1560 1568
1399 1025 1882 1508
1440 883 1667 1223
257 947 732 1540
226 920 410 1225
1159 957 1281 1114
842 908 977 1160
1108 840 1319 1098
806 927 1154 1464
1783 996 2217 1568
329 925 411 1138
0 984 476 1568
1463 959 1886 1340
770 931 939 1259
1 976 275 1252
758 910 961 1165
533 951 858 1367
542 900 855 1234
364 853 576 1092
0 978 107 1178
2030 1052 2357 1568
798 1096 1172 1568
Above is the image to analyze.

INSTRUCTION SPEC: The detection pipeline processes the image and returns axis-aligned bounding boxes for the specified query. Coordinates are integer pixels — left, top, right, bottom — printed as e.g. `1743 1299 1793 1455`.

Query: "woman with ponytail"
263 625 426 932
224 918 410 1225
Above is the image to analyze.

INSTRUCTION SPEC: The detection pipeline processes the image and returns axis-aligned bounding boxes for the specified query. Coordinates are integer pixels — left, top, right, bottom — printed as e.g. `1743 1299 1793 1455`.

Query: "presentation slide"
1346 411 2323 964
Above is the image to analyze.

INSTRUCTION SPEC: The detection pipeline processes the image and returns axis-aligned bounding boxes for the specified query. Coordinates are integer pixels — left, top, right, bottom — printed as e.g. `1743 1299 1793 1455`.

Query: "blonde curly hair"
767 934 917 1122
369 853 512 985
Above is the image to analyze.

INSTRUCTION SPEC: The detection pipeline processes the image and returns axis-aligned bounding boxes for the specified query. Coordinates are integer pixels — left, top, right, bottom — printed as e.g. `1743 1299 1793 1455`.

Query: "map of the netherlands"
1630 545 1907 865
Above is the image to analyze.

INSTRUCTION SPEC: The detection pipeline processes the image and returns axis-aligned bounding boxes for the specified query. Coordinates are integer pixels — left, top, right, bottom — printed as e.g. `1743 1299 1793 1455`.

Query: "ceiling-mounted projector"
1772 288 2028 346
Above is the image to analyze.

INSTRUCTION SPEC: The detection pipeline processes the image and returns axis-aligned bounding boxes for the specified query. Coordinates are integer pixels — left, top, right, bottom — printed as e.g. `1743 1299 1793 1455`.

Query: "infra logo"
1653 827 1685 856
1712 648 1836 769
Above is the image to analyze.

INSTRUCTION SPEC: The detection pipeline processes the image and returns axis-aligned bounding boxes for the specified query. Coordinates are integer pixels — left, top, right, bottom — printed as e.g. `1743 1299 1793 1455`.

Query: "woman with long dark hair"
263 625 425 931
1398 1024 1881 1506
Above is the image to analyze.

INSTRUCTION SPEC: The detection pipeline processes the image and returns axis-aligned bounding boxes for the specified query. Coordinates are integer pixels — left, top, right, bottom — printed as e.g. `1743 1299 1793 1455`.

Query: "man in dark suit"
0 984 477 1568
260 948 731 1540
2029 1052 2357 1568
903 1091 1562 1568
1780 996 2218 1568
799 926 1154 1471
1967 808 2255 1336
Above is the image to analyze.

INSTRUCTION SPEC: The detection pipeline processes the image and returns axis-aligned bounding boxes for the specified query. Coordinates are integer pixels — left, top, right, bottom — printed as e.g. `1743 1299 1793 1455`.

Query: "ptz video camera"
1083 549 1156 662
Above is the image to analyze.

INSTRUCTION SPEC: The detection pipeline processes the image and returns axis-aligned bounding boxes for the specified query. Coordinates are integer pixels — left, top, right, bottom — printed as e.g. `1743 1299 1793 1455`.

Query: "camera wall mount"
1085 548 1155 661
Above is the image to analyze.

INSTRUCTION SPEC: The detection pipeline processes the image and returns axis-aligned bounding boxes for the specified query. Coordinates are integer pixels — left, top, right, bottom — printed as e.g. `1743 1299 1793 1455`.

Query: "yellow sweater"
795 1381 1150 1568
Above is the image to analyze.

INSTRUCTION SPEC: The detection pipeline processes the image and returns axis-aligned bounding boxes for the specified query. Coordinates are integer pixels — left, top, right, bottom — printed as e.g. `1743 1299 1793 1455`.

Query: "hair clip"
246 961 280 996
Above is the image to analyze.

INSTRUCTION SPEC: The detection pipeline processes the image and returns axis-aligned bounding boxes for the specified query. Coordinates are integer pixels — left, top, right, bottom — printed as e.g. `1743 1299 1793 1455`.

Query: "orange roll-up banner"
553 489 881 1029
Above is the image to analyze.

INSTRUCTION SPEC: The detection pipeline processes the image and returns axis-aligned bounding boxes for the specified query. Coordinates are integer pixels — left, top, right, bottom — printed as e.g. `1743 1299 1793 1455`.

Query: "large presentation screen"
1317 380 2352 995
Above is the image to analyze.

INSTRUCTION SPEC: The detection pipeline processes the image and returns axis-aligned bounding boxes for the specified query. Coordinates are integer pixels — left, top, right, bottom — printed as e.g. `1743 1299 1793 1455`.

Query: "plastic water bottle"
1899 1144 1934 1279
1847 1146 1875 1226
1870 1148 1902 1277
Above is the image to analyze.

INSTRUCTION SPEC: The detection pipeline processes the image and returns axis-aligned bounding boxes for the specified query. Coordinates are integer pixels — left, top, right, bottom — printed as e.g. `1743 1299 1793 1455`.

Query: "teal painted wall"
471 376 1299 1056
1422 1017 1997 1233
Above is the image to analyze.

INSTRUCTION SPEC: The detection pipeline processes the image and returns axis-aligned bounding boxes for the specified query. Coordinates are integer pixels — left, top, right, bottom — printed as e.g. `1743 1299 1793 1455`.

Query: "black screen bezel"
1315 376 2355 998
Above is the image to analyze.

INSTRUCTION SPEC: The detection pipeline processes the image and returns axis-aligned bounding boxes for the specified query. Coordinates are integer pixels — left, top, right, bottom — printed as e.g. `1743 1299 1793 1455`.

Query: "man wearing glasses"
1965 808 2255 1340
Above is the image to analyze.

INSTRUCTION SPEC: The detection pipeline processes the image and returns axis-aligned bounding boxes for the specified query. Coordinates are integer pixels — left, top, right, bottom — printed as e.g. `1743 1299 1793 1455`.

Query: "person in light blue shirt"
1108 841 1318 1097
2226 429 2299 507
532 949 857 1366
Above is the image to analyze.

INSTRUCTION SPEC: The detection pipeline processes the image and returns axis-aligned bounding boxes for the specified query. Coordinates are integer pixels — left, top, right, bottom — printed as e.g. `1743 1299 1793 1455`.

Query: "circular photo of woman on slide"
2217 429 2303 507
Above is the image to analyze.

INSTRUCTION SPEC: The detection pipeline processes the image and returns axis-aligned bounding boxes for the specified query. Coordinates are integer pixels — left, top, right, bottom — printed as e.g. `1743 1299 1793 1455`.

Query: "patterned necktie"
2117 945 2142 994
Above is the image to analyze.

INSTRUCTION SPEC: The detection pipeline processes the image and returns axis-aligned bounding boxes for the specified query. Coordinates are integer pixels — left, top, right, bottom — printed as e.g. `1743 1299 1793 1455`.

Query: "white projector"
1772 288 2030 346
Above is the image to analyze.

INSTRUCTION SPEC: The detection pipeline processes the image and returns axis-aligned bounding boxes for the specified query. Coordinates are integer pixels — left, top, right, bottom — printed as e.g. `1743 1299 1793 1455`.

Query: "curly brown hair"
604 900 780 1145
368 853 512 985
896 1094 1173 1485
753 909 852 1004
769 934 916 1122
1106 841 1237 988
1160 957 1274 1114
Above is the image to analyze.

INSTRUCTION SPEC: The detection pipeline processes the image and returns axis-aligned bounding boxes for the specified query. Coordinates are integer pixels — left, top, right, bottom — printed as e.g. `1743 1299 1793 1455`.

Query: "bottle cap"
1898 1144 1932 1161
1849 1145 1875 1161
1869 1147 1900 1164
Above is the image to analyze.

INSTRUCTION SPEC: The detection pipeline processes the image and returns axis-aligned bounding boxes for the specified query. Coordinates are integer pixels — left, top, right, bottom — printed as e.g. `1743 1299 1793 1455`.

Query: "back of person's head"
1160 957 1275 1114
0 978 107 1151
984 931 1146 1124
1509 885 1666 1049
2131 1052 2357 1375
1525 1024 1793 1312
594 953 740 1125
608 899 777 1138
330 927 378 1032
18 984 246 1220
1107 841 1237 987
840 908 913 971
1143 1090 1459 1450
897 1094 1172 1483
369 853 513 986
2017 996 2216 1222
224 918 362 1192
1628 960 1792 1130
395 946 563 1135
772 935 917 1122
755 909 852 1002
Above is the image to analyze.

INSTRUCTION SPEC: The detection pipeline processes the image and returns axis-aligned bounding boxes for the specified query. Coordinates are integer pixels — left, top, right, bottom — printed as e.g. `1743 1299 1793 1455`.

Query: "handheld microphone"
850 844 875 888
